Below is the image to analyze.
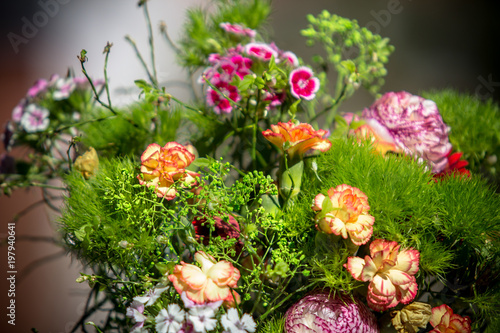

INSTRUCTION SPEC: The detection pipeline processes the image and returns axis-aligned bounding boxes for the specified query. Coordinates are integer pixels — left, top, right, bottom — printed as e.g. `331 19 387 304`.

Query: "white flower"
130 322 148 333
134 284 169 306
155 303 186 333
126 300 147 323
221 308 256 333
52 77 76 100
188 306 217 333
20 104 49 133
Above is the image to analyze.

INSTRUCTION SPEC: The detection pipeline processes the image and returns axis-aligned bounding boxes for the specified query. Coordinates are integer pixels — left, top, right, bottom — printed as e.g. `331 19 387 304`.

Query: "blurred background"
1 0 499 332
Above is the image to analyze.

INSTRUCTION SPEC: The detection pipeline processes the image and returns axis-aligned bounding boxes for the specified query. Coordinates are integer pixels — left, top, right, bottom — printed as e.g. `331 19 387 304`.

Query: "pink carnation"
206 77 241 114
362 91 452 173
289 66 320 100
345 239 420 312
220 22 256 38
244 42 278 61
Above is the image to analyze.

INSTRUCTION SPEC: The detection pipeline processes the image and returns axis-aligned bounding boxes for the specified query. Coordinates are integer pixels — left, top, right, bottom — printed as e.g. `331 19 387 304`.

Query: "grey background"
0 0 499 332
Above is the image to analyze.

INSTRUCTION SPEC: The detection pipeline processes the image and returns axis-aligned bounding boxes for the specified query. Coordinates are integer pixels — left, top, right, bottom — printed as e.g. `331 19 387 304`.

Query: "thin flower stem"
103 42 113 109
160 21 181 52
309 83 347 123
125 35 158 88
29 182 66 191
143 2 159 87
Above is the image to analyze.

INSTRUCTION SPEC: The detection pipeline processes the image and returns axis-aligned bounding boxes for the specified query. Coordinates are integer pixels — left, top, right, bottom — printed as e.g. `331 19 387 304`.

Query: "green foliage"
422 89 500 186
257 316 285 333
80 100 181 158
302 10 394 96
178 0 272 69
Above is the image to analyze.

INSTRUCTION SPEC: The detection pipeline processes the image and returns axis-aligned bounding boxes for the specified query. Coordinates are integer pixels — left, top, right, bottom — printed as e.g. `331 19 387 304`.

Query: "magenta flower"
20 104 49 133
27 79 49 98
285 292 379 333
289 66 320 100
244 42 278 61
362 91 452 173
206 78 241 114
220 22 256 38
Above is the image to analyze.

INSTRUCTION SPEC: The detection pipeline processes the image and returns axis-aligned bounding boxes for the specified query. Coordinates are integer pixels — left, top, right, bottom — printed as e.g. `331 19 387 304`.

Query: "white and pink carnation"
285 292 379 333
344 239 420 312
362 91 452 173
289 66 320 100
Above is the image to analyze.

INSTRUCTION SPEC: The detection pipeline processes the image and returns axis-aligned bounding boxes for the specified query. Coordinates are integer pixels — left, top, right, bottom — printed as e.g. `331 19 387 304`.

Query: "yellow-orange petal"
141 143 161 162
430 304 451 327
312 193 326 211
180 264 207 290
344 256 366 281
204 278 231 302
207 261 234 286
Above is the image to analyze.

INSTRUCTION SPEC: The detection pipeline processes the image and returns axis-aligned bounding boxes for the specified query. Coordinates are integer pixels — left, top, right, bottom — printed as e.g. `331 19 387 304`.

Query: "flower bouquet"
2 1 500 332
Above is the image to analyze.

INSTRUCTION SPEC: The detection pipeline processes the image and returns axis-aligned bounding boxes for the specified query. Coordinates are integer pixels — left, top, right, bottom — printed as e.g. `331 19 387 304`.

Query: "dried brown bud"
74 147 99 180
391 302 432 333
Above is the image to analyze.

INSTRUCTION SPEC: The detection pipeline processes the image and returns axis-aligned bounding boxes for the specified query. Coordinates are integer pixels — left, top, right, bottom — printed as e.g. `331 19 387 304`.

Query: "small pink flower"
429 304 471 333
52 77 76 100
168 251 240 307
220 22 256 38
344 239 420 312
281 51 299 67
312 184 375 246
244 42 278 62
206 78 241 114
289 66 320 100
27 79 49 98
137 142 199 200
11 101 25 123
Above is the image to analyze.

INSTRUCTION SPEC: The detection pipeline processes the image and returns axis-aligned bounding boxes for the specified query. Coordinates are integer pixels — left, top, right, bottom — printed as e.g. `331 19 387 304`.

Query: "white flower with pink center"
244 42 278 62
289 66 320 100
220 22 256 38
52 77 76 100
20 104 50 133
206 78 241 114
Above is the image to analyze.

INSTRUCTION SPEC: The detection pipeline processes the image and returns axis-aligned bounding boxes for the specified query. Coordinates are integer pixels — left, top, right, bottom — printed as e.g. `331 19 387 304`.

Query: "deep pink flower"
206 78 241 114
362 91 452 173
220 22 256 38
289 66 320 100
244 42 278 61
345 239 420 312
429 304 471 333
285 292 379 333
